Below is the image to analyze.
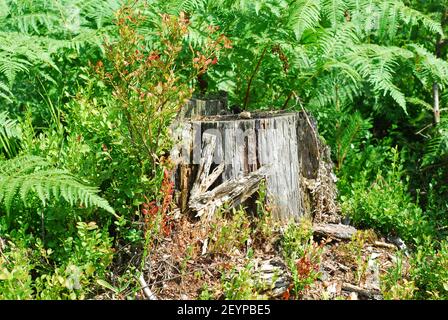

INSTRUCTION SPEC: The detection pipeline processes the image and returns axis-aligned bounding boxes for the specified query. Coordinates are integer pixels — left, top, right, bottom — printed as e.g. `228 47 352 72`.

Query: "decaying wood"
312 223 358 240
342 283 381 300
171 94 340 222
255 258 292 298
187 132 267 219
190 166 269 219
177 92 228 120
373 241 397 250
190 133 221 198
225 257 292 298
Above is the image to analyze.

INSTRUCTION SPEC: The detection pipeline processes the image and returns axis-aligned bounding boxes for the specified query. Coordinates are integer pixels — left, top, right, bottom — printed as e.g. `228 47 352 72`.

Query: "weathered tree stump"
170 96 338 222
177 91 228 120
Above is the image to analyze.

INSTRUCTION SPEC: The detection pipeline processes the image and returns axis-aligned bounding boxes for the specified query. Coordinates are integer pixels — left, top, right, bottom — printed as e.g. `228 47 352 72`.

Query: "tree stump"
177 91 228 120
170 97 338 222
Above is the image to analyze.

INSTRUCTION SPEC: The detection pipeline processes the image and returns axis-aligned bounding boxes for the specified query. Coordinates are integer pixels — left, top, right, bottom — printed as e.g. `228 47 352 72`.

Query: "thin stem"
243 46 268 109
281 91 294 110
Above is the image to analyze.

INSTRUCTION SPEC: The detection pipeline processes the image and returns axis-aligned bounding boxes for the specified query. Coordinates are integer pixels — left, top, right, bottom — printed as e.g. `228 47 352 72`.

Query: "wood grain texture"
312 223 358 240
171 101 337 221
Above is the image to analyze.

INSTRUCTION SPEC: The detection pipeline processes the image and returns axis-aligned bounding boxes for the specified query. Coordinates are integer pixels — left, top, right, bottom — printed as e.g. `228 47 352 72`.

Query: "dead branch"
138 274 158 300
312 223 357 240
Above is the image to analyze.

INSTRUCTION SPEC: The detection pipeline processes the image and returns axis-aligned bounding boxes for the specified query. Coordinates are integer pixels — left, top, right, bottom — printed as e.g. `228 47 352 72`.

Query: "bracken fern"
0 155 115 215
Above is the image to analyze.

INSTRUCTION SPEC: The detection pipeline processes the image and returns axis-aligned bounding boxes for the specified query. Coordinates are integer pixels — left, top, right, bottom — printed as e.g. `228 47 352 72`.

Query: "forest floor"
123 211 407 300
304 234 402 300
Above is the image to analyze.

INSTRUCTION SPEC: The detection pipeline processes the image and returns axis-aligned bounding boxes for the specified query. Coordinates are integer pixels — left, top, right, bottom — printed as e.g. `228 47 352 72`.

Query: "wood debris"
312 223 358 240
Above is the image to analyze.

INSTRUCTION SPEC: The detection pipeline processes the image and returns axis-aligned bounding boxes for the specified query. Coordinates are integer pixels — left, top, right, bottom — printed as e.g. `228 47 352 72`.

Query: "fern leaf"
408 44 448 87
288 0 321 41
0 111 21 157
348 44 412 112
406 97 433 112
335 111 372 167
322 0 347 30
394 1 444 36
0 155 115 215
0 80 12 102
0 0 8 19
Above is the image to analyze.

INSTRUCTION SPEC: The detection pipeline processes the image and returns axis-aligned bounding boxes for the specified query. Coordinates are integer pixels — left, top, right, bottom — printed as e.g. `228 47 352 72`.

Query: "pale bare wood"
171 106 339 222
190 166 270 219
138 274 158 300
256 258 292 298
312 223 358 240
177 92 228 120
342 283 381 300
373 241 397 250
202 163 225 191
190 133 218 198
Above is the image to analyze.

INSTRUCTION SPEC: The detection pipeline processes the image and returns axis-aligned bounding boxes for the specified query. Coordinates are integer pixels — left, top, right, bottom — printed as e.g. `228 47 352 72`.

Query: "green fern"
408 44 448 87
0 111 21 157
0 80 12 102
0 155 115 215
322 0 347 30
422 119 448 166
348 44 413 111
0 0 119 101
288 0 321 41
335 110 372 169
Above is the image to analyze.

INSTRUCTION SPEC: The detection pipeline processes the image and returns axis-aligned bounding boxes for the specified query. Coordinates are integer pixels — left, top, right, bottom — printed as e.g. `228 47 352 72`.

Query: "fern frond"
0 80 12 102
321 0 347 30
0 31 61 81
406 97 433 112
8 12 60 34
408 44 448 88
177 0 209 12
288 0 321 41
0 155 115 215
393 1 444 36
0 54 31 84
336 111 371 167
422 119 448 166
345 0 443 39
318 23 359 58
0 111 21 157
348 44 413 112
0 0 9 19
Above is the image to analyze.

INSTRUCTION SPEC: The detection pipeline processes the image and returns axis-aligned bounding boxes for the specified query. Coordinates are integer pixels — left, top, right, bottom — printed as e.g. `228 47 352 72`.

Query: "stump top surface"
189 110 300 122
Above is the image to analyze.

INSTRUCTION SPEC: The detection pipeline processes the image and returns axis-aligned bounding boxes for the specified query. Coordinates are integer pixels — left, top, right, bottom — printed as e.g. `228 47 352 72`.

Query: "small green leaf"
443 282 448 292
96 279 118 293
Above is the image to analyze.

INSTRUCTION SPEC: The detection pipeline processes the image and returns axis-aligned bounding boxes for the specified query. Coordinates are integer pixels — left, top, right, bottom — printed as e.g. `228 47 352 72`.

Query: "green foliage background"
1 0 448 299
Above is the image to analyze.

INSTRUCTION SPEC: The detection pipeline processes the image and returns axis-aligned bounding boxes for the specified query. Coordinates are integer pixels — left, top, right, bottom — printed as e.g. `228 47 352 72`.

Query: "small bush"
0 221 113 300
207 207 252 255
341 147 433 244
381 252 417 300
281 219 322 298
0 241 34 299
221 261 268 300
408 238 448 299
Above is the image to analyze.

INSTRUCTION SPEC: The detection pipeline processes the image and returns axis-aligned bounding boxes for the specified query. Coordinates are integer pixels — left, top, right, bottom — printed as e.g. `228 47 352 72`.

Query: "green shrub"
221 261 268 300
0 221 113 300
341 147 433 244
281 219 322 298
408 238 448 299
0 241 34 299
281 219 314 260
208 207 252 255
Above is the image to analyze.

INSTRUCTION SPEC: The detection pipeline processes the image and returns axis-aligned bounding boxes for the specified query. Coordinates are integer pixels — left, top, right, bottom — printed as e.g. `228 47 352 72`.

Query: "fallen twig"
312 223 357 240
373 241 396 250
138 274 158 300
341 283 374 299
